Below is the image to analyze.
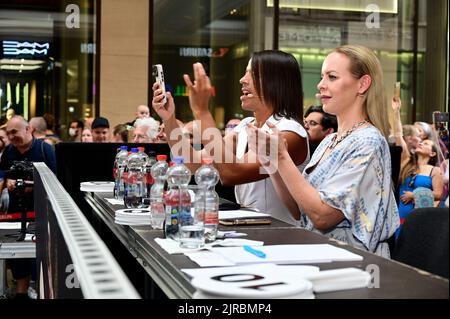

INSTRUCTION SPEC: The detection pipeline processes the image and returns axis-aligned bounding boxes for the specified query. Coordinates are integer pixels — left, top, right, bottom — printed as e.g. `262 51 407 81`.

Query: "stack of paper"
185 244 363 267
188 264 315 299
80 181 114 192
219 210 270 220
303 268 371 293
114 208 151 226
155 238 264 255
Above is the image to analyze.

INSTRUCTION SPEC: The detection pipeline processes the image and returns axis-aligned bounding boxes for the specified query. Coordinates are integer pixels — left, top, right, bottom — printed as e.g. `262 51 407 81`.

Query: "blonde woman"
248 45 399 258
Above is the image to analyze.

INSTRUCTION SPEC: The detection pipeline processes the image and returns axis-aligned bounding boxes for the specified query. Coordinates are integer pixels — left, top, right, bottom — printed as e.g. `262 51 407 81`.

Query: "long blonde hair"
333 45 390 138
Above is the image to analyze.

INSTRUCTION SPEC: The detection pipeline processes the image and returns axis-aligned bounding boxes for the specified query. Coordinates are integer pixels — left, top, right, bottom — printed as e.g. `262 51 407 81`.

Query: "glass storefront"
1 0 447 132
0 0 96 138
152 0 448 127
152 0 275 128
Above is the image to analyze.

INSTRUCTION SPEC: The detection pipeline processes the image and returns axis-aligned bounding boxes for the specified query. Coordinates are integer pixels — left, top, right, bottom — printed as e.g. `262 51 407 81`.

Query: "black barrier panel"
55 142 236 204
55 142 171 198
34 168 83 299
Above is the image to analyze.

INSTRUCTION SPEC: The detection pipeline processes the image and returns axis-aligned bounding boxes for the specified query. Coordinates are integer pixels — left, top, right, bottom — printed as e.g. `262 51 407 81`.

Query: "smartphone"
152 64 167 104
433 111 449 124
394 82 401 99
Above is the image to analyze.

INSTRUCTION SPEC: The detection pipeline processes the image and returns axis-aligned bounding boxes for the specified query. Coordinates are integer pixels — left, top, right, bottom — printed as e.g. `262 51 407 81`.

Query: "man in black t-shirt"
0 115 56 298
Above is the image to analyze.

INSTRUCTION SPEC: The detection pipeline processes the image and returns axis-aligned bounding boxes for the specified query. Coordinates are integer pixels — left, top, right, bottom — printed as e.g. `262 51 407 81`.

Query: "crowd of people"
0 44 448 298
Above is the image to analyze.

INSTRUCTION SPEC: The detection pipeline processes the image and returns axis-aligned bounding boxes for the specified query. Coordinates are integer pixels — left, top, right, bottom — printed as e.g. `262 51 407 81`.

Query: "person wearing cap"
91 117 111 143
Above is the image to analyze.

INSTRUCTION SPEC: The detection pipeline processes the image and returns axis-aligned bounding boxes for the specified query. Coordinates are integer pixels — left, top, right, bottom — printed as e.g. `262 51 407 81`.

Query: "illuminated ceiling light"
267 0 398 14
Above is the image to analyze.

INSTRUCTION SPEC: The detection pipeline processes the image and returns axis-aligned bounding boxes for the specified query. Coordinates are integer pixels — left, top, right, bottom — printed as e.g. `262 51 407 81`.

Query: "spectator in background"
414 121 433 141
303 105 337 156
29 117 59 146
91 117 111 143
397 138 444 238
42 113 58 137
136 105 150 119
155 119 184 143
402 125 421 154
127 105 152 127
112 124 129 143
84 117 94 130
6 108 15 121
1 115 56 298
391 97 422 165
68 120 84 142
0 107 16 128
132 117 160 143
0 127 10 160
81 128 93 142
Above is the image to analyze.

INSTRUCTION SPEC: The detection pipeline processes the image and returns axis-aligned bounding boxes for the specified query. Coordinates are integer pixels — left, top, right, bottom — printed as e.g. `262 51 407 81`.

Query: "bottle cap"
131 148 138 153
149 151 157 157
120 146 128 151
157 154 167 161
201 158 214 165
138 147 145 152
173 156 184 164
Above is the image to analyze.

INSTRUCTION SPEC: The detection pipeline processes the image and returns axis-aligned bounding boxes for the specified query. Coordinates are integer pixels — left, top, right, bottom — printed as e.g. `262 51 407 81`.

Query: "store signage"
179 47 229 58
3 41 50 56
81 43 96 54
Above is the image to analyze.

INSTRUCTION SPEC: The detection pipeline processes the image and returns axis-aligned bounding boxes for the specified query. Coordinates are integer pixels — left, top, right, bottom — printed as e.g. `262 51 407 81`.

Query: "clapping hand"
183 63 213 116
246 122 288 174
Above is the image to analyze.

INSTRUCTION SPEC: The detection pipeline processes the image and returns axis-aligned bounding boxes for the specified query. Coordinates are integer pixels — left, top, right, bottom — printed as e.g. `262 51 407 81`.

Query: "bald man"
1 116 56 298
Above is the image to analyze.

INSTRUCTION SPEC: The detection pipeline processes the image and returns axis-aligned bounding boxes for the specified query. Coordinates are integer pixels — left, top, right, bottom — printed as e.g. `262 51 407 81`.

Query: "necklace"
329 120 368 150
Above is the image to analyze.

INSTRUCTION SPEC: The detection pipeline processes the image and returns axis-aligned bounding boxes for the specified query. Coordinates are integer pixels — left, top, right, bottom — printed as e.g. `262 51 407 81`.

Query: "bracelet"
394 132 403 137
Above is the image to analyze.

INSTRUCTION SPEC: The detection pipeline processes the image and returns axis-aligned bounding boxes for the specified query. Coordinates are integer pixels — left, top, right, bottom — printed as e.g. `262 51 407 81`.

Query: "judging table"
84 192 449 299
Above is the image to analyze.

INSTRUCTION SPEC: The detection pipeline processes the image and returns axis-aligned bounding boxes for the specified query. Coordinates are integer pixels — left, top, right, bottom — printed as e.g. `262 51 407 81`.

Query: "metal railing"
34 163 140 299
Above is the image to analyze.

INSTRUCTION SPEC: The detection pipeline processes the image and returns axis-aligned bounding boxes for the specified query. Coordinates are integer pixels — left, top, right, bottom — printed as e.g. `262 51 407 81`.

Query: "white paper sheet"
184 250 236 267
211 244 363 265
0 222 22 230
219 210 270 220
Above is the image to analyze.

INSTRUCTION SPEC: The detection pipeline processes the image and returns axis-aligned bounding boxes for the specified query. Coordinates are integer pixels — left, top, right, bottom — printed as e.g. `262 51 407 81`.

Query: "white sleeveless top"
233 115 309 226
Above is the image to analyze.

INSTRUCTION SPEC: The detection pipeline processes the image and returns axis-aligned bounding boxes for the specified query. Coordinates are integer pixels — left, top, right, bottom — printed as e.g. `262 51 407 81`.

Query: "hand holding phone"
152 64 167 104
394 82 401 99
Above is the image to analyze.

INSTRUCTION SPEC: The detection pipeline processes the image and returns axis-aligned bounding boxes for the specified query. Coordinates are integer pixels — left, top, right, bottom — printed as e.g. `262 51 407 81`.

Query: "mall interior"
0 0 448 302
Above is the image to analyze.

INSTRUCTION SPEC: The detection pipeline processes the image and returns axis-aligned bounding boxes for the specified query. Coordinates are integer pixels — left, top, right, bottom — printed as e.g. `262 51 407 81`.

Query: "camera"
5 160 34 188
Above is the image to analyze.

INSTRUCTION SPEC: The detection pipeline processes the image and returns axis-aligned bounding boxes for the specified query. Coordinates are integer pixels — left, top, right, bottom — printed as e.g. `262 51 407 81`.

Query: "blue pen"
243 245 266 258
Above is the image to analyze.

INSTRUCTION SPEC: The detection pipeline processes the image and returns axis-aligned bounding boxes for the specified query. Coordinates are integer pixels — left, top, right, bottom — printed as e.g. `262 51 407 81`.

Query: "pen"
243 245 266 258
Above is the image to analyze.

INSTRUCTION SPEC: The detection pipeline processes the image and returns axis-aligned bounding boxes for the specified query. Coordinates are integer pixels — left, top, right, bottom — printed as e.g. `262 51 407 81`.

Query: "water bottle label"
165 206 179 225
151 202 165 214
205 211 219 225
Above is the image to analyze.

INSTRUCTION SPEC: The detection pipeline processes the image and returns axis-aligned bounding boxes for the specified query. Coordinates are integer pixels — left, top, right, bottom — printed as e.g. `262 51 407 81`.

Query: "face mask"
69 128 78 137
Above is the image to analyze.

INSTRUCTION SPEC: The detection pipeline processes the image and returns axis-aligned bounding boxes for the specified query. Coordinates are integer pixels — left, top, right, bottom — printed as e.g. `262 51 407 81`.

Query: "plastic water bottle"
164 157 195 244
150 154 168 229
124 148 146 208
140 149 156 207
194 158 219 242
113 146 128 200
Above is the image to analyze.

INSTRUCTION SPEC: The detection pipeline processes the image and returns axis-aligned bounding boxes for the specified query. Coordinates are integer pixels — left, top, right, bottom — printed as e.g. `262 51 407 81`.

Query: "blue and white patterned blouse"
301 125 400 258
